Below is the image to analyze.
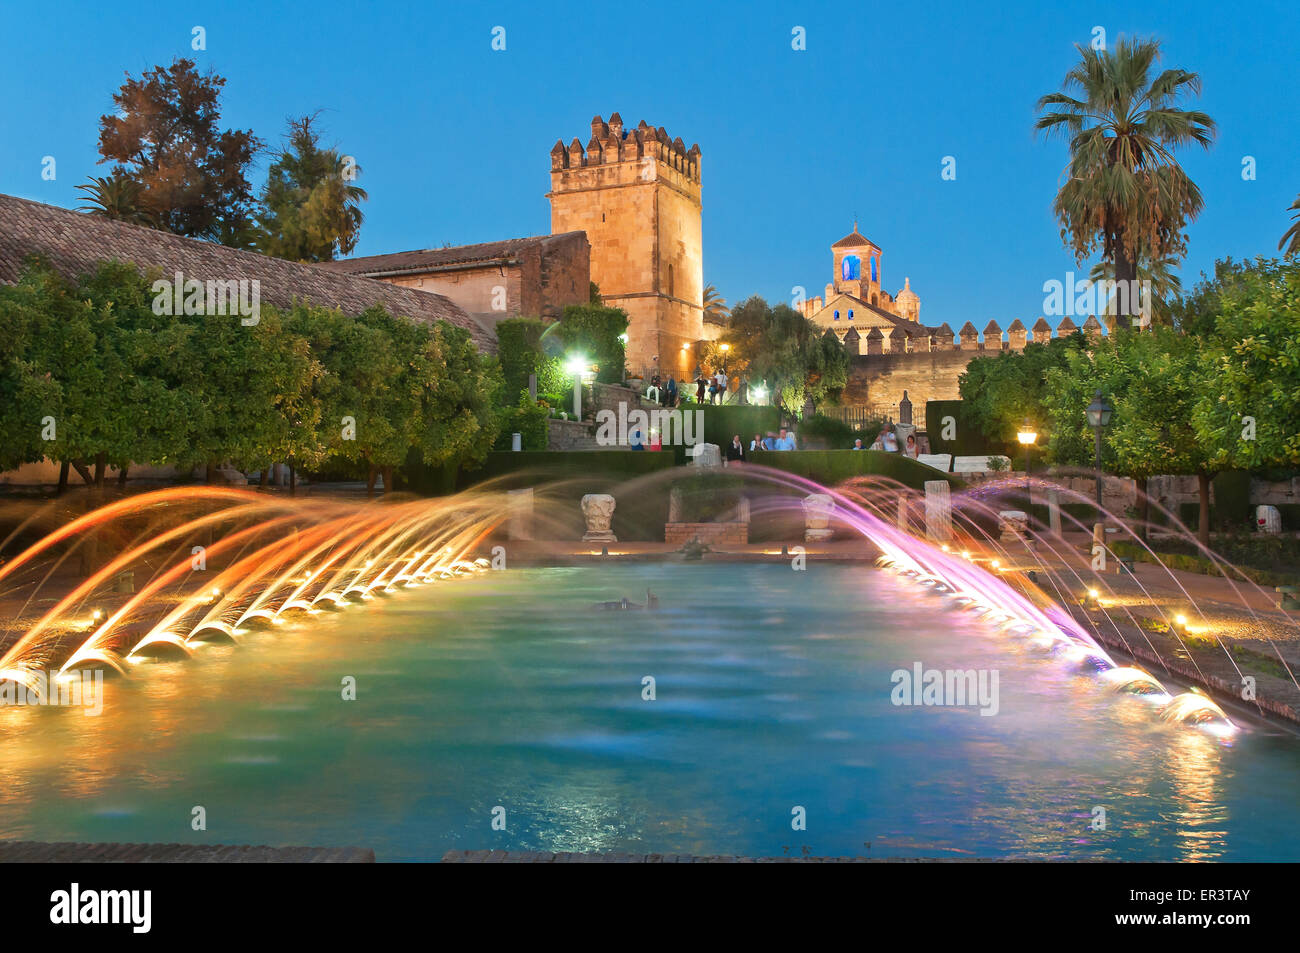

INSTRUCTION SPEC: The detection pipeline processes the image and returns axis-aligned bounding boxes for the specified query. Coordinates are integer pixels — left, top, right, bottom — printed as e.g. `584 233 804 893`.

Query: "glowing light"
1175 614 1188 628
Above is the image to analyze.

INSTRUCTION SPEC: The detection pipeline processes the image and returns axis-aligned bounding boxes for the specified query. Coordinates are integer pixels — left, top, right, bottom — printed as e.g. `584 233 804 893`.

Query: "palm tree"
1036 36 1215 329
1089 254 1182 327
702 284 730 323
1280 194 1300 258
75 174 156 226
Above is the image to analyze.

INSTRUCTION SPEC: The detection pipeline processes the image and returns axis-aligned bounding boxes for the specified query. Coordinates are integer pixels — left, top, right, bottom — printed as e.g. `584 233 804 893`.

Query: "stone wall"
842 350 971 414
549 114 703 381
664 522 748 545
546 418 599 450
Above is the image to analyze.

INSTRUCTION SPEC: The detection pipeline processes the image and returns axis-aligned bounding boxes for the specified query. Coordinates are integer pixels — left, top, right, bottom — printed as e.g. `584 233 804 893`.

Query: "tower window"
841 255 860 281
833 310 840 320
848 309 854 320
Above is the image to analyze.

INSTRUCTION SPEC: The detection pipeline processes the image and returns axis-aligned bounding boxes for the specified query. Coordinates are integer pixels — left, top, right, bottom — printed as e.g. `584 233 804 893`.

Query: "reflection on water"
1 563 1298 861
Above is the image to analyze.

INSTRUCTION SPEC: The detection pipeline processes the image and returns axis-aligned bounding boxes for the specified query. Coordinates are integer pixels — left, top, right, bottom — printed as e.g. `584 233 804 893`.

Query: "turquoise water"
3 562 1300 861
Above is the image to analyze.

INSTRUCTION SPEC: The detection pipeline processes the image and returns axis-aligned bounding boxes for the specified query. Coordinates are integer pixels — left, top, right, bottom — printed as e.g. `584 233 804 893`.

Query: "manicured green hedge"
1111 540 1299 588
1212 470 1254 529
747 449 964 490
697 405 783 448
925 400 991 456
464 450 677 487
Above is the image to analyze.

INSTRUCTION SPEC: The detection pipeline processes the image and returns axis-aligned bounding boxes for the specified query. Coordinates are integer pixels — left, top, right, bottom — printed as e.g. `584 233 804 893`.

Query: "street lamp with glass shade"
1085 389 1113 510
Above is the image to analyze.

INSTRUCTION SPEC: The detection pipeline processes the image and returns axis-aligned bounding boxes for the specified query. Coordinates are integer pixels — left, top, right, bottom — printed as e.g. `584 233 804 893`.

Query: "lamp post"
566 354 589 420
1085 389 1113 511
1016 419 1038 496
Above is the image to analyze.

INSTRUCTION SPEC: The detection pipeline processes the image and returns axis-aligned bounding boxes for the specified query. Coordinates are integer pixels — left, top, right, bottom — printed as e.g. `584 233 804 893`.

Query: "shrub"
496 317 547 400
547 304 629 384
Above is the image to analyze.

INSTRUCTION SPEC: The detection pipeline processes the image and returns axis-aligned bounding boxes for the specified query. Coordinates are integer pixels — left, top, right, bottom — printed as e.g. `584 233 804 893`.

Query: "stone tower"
548 113 703 379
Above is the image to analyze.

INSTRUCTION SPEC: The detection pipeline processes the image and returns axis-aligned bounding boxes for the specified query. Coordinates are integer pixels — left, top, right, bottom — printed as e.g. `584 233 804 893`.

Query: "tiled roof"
831 229 877 249
320 232 587 277
818 292 929 338
0 193 494 352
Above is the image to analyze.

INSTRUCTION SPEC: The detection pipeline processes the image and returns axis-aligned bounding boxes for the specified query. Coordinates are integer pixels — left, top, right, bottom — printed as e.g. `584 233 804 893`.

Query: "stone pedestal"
692 443 722 467
507 487 534 541
581 493 617 542
998 510 1029 542
925 481 951 544
1257 505 1282 535
802 493 835 542
1046 487 1063 537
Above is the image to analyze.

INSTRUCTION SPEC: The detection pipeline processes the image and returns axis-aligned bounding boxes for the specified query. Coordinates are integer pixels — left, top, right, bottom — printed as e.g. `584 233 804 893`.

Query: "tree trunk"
366 465 377 500
259 466 269 488
382 466 395 496
117 464 128 487
288 464 296 496
1196 471 1212 547
93 452 107 488
71 459 94 485
1112 240 1137 331
1136 475 1149 543
205 463 215 484
57 460 70 496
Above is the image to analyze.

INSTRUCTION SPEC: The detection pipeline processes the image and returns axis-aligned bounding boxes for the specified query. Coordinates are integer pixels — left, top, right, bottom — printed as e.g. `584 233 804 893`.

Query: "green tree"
256 114 368 262
959 335 1087 449
1035 36 1215 328
76 174 157 226
1190 258 1300 473
1280 194 1300 258
720 296 848 415
546 303 628 384
95 58 262 243
702 284 730 322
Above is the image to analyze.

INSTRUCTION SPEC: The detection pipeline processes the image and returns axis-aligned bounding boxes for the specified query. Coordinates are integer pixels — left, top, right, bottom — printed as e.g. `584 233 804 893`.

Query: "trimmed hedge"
925 399 991 456
459 449 678 540
747 449 964 490
1111 540 1299 588
697 405 783 448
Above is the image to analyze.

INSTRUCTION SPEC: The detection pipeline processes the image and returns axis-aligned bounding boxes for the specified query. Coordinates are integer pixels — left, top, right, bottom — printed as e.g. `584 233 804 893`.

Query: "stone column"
1047 487 1062 538
925 480 951 544
803 493 835 542
507 487 533 541
896 495 909 531
581 494 617 542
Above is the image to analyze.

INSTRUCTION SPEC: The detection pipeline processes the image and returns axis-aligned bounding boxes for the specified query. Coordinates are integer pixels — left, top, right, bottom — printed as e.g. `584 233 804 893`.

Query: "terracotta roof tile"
0 193 494 352
320 232 586 278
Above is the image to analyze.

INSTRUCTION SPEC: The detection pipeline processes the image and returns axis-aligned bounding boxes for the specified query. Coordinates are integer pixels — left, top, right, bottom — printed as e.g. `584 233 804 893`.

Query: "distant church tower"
548 113 703 378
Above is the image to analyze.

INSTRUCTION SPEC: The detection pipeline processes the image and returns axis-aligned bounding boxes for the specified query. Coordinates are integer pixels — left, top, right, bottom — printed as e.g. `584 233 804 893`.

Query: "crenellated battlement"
833 315 1099 358
550 113 702 185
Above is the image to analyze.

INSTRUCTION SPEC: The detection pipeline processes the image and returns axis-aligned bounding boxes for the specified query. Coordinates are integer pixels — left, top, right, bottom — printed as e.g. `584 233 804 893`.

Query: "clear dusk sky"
2 0 1297 331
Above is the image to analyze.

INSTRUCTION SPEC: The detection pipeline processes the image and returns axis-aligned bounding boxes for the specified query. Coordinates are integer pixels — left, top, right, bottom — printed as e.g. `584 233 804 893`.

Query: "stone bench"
917 453 952 472
954 455 1012 474
1277 586 1300 611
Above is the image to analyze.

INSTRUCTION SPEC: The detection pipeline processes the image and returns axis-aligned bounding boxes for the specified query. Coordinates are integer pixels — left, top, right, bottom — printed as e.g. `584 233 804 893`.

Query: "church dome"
895 277 920 318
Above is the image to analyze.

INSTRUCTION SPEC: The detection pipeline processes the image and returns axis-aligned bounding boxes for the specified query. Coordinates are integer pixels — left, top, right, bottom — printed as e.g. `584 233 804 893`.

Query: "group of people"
695 370 730 405
721 428 797 464
646 370 734 407
851 422 918 458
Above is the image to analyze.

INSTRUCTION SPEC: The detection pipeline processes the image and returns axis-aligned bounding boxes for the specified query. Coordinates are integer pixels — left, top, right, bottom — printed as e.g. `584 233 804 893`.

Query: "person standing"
725 434 745 465
665 375 678 408
695 374 707 404
882 424 899 453
715 369 728 405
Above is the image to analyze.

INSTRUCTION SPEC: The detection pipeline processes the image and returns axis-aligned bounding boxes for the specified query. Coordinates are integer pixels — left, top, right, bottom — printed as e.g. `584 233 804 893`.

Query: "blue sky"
2 0 1297 331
